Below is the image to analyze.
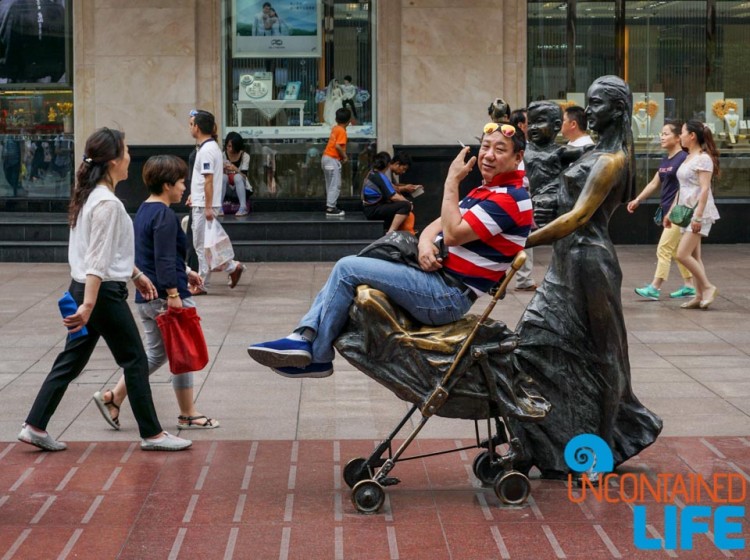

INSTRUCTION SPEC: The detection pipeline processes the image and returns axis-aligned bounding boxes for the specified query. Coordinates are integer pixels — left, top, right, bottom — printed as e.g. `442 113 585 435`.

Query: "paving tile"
0 250 749 558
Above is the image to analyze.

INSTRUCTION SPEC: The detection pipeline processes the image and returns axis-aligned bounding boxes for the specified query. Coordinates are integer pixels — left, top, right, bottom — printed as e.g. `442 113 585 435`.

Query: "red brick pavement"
0 437 748 559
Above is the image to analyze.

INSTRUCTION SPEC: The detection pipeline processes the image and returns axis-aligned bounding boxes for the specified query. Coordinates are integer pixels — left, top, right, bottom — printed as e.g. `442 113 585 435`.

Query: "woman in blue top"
362 151 413 233
93 155 220 430
627 121 694 300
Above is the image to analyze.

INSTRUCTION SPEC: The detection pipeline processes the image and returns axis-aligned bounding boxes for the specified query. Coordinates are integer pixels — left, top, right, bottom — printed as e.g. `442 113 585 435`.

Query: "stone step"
0 212 383 262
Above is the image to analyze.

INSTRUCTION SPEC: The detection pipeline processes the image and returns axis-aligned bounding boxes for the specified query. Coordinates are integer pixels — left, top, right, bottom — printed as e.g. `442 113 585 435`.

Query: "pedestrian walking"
628 121 695 300
187 109 245 294
18 128 192 452
93 155 219 432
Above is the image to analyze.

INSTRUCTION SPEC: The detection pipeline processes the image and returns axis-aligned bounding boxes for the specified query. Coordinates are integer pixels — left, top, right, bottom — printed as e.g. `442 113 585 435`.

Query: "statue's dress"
512 148 663 476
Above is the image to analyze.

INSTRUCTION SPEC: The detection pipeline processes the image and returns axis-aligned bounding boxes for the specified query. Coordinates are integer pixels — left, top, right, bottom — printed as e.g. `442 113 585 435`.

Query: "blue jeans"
298 256 475 363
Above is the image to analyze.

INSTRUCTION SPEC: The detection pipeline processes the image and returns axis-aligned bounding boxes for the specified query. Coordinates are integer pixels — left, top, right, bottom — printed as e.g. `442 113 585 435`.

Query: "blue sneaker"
634 284 660 300
247 337 312 368
669 286 697 299
272 362 334 379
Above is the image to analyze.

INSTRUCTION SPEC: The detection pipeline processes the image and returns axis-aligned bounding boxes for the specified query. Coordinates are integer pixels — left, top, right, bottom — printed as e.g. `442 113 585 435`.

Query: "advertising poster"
0 0 68 85
233 0 321 58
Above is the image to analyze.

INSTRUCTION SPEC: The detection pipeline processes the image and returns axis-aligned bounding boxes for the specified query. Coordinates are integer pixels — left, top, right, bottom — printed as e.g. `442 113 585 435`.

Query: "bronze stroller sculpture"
336 76 662 513
336 252 552 514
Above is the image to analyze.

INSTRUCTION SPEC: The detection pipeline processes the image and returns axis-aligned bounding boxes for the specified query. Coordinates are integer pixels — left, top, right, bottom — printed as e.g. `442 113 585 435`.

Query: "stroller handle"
422 250 527 416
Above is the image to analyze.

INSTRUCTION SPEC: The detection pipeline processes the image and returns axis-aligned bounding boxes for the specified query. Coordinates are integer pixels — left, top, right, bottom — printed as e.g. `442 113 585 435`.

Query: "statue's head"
527 101 563 146
487 98 511 124
585 76 632 135
586 75 636 201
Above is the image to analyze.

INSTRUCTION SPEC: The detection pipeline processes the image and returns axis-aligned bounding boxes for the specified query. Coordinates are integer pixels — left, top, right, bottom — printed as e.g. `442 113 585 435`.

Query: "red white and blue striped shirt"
438 170 533 295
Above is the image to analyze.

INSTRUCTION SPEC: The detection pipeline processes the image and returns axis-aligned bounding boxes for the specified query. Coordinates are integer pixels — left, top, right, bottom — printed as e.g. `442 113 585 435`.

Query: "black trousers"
25 280 163 438
342 98 357 119
363 200 411 231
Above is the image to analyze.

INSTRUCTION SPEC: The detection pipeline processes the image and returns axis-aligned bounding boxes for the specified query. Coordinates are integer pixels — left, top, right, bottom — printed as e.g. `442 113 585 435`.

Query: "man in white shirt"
562 105 594 147
187 109 244 294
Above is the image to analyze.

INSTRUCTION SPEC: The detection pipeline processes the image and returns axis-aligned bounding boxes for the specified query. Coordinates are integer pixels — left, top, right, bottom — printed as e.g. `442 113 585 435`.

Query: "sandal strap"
104 390 120 410
178 415 213 426
178 415 207 422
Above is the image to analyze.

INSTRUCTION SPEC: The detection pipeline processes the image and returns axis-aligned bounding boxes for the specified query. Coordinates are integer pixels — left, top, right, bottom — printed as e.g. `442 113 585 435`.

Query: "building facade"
0 0 747 241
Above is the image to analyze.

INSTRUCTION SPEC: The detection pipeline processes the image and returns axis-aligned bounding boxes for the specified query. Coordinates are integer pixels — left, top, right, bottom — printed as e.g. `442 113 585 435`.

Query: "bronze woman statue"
512 76 663 477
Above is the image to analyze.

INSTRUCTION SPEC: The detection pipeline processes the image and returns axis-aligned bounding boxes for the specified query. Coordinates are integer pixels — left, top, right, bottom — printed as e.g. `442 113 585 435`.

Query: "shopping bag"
155 307 209 374
204 219 234 271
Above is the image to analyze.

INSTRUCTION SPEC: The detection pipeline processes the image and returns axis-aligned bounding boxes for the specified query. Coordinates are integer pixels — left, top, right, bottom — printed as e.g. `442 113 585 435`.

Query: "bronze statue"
525 101 591 227
335 76 661 486
512 76 662 478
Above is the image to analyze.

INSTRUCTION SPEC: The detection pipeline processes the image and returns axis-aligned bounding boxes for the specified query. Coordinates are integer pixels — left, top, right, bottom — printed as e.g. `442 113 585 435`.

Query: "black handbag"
358 231 449 269
358 231 422 269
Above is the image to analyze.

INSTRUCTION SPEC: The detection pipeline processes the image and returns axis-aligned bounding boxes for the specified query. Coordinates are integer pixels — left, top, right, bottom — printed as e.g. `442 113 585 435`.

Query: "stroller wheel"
494 470 531 506
343 457 372 489
352 479 385 514
472 451 503 486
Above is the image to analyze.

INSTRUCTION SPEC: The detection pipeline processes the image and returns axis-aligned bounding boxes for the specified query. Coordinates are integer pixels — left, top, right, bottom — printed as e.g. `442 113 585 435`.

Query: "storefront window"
527 0 750 198
0 0 73 200
222 0 375 198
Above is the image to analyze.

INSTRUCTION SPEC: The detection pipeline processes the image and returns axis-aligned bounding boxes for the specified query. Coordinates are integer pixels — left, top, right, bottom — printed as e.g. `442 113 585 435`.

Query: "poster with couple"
232 0 322 58
0 0 70 85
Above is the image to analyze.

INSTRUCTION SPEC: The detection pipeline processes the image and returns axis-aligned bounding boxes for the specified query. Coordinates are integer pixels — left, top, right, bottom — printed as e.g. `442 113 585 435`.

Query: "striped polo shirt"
439 170 533 295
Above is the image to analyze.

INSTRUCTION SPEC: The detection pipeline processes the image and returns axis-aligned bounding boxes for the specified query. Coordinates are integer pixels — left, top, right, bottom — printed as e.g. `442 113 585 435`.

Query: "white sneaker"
140 432 192 452
18 425 67 451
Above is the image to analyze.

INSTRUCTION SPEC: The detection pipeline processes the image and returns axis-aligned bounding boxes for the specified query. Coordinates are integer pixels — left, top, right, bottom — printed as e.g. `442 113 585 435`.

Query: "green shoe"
670 286 697 299
635 284 660 300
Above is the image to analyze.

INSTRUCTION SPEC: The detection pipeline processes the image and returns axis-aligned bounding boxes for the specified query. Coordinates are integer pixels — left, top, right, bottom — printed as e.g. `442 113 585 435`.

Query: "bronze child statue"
524 101 590 226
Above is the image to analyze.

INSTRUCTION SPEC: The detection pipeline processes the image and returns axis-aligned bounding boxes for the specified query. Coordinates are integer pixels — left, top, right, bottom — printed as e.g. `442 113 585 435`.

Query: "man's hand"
446 147 476 185
417 242 443 272
399 184 419 194
187 270 204 291
205 207 215 221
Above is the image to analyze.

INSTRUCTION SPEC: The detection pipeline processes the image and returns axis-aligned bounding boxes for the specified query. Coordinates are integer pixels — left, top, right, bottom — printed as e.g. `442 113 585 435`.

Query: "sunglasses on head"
483 122 516 137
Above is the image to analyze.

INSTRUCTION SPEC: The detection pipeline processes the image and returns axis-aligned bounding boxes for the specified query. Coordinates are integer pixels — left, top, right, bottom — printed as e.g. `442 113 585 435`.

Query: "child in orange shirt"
321 108 351 217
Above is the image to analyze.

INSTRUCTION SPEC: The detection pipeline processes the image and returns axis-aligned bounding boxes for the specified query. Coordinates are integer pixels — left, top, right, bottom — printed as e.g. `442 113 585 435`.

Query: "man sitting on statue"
246 122 533 378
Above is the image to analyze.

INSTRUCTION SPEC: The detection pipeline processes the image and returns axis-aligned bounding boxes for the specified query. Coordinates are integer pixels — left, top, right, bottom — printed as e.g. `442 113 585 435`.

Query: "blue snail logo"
564 434 614 473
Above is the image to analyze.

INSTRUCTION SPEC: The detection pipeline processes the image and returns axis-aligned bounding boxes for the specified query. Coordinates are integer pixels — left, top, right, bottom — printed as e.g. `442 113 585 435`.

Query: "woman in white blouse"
667 120 721 310
18 128 192 452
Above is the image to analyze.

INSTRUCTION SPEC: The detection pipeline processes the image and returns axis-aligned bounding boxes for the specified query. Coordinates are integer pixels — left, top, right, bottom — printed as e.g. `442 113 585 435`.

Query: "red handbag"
155 307 209 374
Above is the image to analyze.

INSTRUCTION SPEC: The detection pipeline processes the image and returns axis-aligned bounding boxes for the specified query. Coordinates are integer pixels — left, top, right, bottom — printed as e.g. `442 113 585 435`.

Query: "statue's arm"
560 146 586 165
527 152 624 248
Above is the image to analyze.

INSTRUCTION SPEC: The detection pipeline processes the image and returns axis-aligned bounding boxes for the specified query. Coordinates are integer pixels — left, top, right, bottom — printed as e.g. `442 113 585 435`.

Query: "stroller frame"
344 252 533 514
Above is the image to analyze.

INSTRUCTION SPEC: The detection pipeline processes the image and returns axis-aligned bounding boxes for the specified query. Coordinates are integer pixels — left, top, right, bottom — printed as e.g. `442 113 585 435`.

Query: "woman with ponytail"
667 120 720 309
19 128 192 452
